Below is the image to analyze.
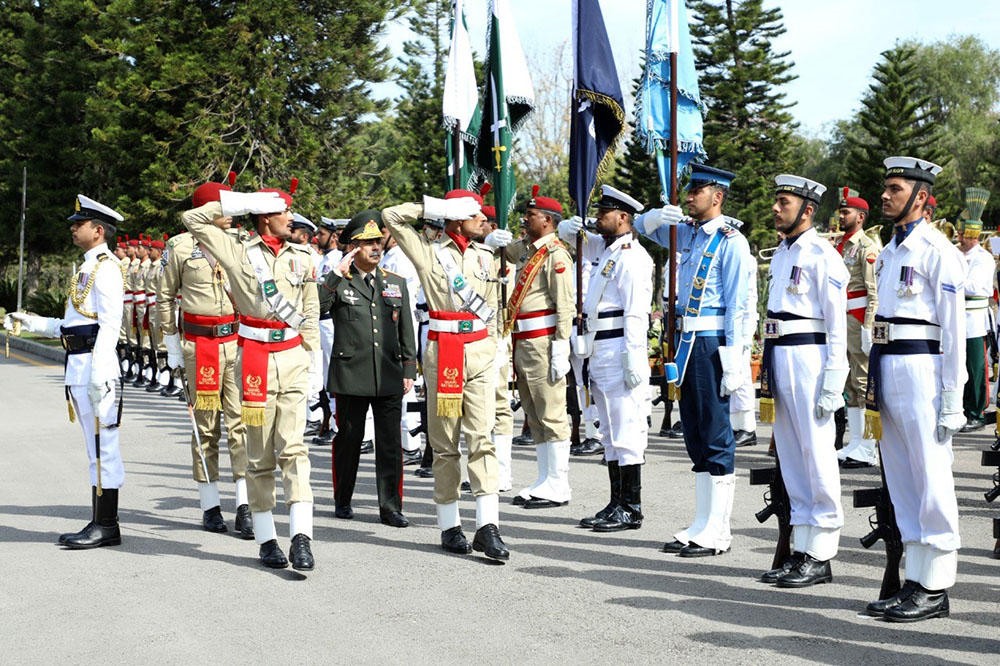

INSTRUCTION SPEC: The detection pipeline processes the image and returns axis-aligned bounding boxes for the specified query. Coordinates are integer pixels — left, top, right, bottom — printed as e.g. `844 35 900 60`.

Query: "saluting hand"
335 248 360 276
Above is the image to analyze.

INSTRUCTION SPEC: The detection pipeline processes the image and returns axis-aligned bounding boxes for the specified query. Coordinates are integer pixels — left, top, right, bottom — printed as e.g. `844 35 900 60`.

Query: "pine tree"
844 44 945 217
688 0 798 251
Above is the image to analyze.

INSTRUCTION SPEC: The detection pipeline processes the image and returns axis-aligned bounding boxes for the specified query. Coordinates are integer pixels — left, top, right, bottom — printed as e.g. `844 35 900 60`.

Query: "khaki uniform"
182 202 319 517
131 257 152 371
157 231 248 485
124 257 140 348
144 256 166 376
383 203 500 505
838 229 880 406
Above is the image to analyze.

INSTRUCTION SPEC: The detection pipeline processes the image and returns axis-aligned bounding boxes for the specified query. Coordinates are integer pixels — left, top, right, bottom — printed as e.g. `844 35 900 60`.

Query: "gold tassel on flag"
864 408 882 440
759 397 775 424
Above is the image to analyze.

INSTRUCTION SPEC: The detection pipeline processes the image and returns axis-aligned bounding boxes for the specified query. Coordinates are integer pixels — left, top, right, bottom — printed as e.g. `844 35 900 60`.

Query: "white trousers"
69 385 124 489
589 343 649 466
771 345 843 531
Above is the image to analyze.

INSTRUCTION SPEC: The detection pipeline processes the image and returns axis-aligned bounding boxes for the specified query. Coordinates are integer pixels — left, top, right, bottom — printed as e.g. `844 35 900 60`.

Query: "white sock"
475 494 500 529
235 478 248 507
436 501 460 531
289 502 313 539
252 511 276 545
197 481 220 512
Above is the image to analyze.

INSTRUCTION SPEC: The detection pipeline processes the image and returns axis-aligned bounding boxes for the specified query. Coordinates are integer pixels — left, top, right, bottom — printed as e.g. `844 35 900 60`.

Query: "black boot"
833 407 847 450
883 585 950 622
289 534 315 571
592 464 643 532
774 553 832 588
579 461 621 527
202 506 228 533
865 580 919 617
59 487 97 545
235 504 254 540
472 524 510 561
64 488 121 549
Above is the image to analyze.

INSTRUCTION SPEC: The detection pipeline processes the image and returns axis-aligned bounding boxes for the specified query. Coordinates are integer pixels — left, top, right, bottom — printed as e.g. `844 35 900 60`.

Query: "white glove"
219 190 284 217
637 205 685 234
309 349 324 395
5 311 58 337
549 339 571 383
2 314 16 332
717 345 744 397
422 195 480 221
559 215 584 235
936 389 965 442
163 333 184 370
861 327 873 355
483 229 513 248
814 368 848 419
621 350 645 390
88 380 114 413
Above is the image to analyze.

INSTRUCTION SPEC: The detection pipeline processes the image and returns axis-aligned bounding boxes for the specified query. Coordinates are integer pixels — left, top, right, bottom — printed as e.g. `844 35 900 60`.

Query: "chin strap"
892 183 924 224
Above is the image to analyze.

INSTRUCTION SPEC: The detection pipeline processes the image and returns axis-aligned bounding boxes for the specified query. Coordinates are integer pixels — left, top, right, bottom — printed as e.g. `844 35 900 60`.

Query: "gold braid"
68 254 113 320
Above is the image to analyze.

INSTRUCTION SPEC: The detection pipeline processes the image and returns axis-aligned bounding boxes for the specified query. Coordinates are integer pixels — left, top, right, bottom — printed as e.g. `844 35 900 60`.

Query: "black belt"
595 329 624 340
183 321 238 337
764 310 825 346
61 324 100 354
319 312 333 321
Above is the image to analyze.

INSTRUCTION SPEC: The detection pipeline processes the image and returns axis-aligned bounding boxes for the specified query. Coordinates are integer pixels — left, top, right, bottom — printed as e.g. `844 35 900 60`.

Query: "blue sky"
429 0 1000 137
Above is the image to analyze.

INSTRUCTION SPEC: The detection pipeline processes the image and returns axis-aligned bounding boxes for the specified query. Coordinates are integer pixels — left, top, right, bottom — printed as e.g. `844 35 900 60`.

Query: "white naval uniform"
874 220 964 590
380 244 423 452
577 232 654 465
767 227 848 561
730 256 759 432
962 243 993 339
566 236 602 443
316 248 342 426
39 244 126 488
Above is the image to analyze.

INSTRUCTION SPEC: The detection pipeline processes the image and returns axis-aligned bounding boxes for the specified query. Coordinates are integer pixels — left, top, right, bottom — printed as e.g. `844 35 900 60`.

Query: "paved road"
1 344 998 664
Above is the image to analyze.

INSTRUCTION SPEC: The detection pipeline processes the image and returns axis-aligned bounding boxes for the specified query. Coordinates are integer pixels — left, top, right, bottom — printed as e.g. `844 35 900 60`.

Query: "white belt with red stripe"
428 318 487 334
513 310 557 339
134 292 147 303
123 292 134 303
238 323 300 343
846 289 867 312
146 292 157 306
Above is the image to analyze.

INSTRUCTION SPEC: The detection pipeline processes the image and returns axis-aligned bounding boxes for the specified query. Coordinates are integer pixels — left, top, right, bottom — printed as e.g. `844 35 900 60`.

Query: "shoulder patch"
721 225 739 238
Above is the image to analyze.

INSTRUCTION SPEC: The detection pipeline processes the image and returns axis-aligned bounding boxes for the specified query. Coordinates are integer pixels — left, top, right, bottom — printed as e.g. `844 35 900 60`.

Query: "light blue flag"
635 0 707 202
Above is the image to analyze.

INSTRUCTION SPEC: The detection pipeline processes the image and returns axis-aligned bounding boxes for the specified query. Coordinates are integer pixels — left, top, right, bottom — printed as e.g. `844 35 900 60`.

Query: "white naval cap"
290 213 317 233
320 216 350 231
591 184 644 215
774 174 826 204
68 194 124 225
883 156 943 185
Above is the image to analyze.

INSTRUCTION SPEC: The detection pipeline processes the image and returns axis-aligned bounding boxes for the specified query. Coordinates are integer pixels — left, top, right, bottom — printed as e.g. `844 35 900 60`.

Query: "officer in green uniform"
319 211 417 528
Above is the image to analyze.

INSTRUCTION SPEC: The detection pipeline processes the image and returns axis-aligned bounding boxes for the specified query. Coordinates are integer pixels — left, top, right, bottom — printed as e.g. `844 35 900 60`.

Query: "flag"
442 0 481 190
568 0 625 217
475 0 534 229
635 0 706 201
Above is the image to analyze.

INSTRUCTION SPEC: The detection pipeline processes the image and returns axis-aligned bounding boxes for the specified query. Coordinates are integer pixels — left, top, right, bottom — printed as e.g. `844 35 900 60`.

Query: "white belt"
678 315 724 332
515 313 557 333
134 293 147 303
238 323 300 343
872 321 941 344
763 317 825 338
146 294 157 305
123 294 134 303
846 296 867 311
965 299 989 311
585 315 624 332
428 318 487 334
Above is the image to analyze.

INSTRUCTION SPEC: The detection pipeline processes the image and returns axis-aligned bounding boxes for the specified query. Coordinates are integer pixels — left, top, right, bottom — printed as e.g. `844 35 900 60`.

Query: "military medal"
897 266 914 297
786 265 803 293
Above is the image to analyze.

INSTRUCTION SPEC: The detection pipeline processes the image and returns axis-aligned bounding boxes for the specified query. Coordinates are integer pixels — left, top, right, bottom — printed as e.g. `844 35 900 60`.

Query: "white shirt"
962 243 994 339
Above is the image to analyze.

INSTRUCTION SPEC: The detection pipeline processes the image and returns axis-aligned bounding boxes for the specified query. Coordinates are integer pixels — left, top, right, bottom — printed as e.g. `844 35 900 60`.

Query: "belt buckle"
269 329 286 342
675 316 685 332
872 321 889 345
458 320 473 333
763 318 780 339
215 323 233 336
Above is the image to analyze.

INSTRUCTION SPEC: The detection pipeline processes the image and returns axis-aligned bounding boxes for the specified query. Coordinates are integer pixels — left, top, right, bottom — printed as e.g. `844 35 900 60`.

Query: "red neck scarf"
446 231 470 254
260 234 284 256
836 227 859 255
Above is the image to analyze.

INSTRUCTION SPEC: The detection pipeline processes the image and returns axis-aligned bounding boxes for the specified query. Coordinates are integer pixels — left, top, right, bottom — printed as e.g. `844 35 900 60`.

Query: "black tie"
364 274 375 296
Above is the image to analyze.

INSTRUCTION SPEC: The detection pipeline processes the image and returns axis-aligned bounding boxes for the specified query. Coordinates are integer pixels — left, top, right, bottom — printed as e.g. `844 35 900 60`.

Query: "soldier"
955 197 994 432
123 237 141 379
159 181 252 538
485 186 575 509
730 246 759 448
114 237 131 374
319 211 416 527
635 165 754 555
381 190 509 561
834 189 881 468
757 175 848 587
182 186 319 571
5 195 125 548
144 235 169 393
308 216 345 444
560 185 653 532
863 156 963 621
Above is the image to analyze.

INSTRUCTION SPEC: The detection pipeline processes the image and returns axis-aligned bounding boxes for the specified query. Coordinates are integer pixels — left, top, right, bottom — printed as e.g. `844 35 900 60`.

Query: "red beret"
444 188 484 206
926 195 937 209
842 196 868 211
259 187 293 209
192 182 232 208
127 238 139 247
481 205 496 220
526 184 562 216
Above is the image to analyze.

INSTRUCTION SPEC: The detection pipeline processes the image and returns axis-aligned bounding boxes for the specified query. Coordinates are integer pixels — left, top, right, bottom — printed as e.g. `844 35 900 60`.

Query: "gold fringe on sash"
241 403 266 427
195 391 222 412
864 408 882 440
758 397 775 424
436 396 463 418
67 399 76 423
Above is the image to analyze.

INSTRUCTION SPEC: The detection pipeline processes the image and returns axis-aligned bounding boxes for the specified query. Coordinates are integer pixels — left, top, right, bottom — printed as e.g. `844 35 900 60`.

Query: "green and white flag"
442 0 481 190
474 0 534 229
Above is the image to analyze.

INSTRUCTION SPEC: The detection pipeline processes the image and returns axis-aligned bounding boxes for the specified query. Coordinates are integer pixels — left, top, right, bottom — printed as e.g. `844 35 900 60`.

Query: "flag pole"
665 2 679 399
450 128 461 190
17 165 26 313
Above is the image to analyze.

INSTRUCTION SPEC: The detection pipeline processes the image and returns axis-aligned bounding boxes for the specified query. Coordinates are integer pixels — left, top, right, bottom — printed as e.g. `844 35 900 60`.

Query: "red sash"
428 311 488 417
237 315 301 426
183 312 238 411
847 288 867 323
503 241 557 336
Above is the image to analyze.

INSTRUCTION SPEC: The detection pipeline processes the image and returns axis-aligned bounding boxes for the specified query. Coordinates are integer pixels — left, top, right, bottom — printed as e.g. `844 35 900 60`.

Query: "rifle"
317 390 332 436
982 449 1000 503
853 450 902 600
407 398 426 438
749 453 791 570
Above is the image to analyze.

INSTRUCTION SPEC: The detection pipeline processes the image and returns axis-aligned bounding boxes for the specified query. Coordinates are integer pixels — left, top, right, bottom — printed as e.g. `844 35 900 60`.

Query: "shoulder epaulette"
380 267 401 278
721 225 739 238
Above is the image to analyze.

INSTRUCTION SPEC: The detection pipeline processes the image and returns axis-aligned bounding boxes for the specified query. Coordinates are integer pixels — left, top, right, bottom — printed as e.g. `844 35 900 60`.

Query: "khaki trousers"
514 335 570 442
845 316 869 408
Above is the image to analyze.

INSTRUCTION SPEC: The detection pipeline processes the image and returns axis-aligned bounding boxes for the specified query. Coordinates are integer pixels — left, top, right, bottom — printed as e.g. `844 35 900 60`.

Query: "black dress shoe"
733 430 757 447
579 503 617 528
473 524 510 561
661 421 684 439
414 466 434 478
441 526 472 554
522 497 568 509
678 541 729 558
661 539 686 553
512 495 527 506
840 458 874 469
760 552 804 584
591 504 643 532
402 449 423 466
259 539 289 569
63 522 121 549
884 586 949 622
460 481 471 492
334 505 354 519
512 433 535 446
775 554 832 588
571 438 603 456
380 510 410 528
163 384 183 397
865 580 919 617
235 504 254 540
304 420 321 436
145 381 163 392
289 534 315 571
202 506 228 533
959 417 985 433
359 440 374 454
311 431 334 445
